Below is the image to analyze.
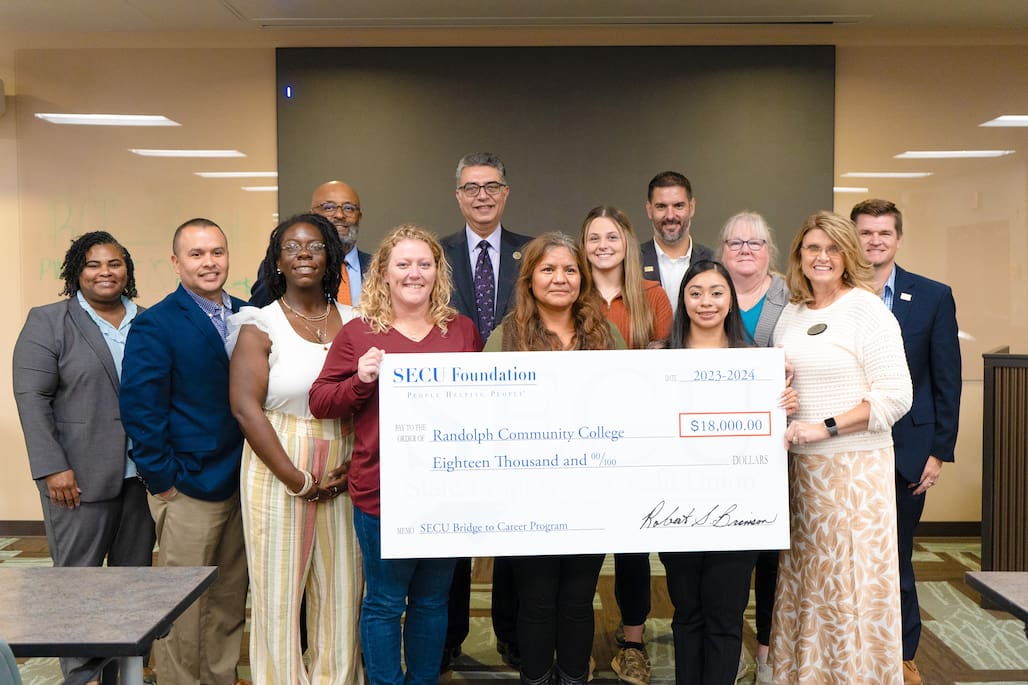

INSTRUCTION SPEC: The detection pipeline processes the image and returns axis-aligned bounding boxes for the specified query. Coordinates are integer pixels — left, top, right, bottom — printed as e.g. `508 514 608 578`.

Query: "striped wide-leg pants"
241 410 364 685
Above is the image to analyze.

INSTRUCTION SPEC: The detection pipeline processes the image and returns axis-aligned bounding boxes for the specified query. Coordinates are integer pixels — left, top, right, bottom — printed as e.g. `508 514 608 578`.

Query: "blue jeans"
352 506 456 685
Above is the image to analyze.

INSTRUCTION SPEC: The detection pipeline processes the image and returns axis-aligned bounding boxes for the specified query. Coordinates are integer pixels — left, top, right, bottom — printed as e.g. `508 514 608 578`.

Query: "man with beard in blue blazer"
853 199 962 685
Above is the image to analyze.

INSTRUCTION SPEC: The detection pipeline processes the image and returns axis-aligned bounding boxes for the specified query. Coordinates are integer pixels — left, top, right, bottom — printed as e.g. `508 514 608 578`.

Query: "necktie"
337 264 352 305
474 240 495 340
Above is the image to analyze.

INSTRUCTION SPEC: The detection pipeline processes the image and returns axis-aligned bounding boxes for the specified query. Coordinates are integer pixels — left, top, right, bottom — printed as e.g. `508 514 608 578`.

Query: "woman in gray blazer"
716 212 788 684
13 231 155 685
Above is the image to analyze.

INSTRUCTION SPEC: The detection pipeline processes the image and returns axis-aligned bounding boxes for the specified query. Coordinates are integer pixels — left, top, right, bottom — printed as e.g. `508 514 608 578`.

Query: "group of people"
12 151 961 685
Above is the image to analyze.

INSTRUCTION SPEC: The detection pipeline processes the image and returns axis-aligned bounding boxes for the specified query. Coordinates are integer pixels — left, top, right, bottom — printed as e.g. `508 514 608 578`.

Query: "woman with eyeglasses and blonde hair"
229 213 362 684
310 224 481 685
715 211 788 684
578 206 671 685
770 211 912 685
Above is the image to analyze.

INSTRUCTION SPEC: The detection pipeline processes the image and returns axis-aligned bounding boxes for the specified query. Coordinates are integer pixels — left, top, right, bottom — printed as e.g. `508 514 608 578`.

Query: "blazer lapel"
449 232 476 317
891 265 915 329
174 285 230 363
496 228 523 314
67 298 121 391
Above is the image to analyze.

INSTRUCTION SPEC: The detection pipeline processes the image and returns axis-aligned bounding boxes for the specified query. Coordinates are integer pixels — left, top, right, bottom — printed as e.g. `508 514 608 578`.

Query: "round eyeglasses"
282 241 326 256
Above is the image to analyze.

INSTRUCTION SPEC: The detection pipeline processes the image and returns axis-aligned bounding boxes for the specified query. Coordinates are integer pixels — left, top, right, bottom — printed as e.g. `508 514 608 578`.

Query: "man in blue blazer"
120 218 249 685
250 180 372 306
440 152 531 672
853 200 961 685
639 171 713 314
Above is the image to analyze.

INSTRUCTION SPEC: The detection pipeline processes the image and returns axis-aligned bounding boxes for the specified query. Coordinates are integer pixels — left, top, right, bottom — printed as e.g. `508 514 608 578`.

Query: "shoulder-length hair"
359 224 457 334
259 213 344 303
715 211 780 275
669 260 752 350
60 231 138 299
579 206 654 349
785 211 875 305
504 232 615 351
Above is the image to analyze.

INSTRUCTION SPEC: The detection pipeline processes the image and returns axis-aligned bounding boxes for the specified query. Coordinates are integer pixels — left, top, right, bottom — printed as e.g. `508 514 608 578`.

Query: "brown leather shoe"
903 660 923 685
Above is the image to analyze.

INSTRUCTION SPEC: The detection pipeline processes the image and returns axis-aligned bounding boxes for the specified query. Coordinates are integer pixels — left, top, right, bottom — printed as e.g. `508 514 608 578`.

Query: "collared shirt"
465 225 502 305
183 287 233 342
76 291 139 478
881 264 897 311
654 236 694 314
343 247 364 305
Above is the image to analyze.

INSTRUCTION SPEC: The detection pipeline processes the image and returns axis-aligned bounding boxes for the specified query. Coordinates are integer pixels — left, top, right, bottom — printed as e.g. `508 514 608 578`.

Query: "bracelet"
285 470 315 498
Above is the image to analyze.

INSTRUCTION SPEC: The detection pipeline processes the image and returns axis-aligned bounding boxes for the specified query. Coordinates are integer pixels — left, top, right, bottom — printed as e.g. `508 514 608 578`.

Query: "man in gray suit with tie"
440 152 531 672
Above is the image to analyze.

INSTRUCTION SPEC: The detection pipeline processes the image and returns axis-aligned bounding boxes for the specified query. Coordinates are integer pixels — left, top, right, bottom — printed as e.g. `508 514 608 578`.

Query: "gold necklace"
280 299 331 343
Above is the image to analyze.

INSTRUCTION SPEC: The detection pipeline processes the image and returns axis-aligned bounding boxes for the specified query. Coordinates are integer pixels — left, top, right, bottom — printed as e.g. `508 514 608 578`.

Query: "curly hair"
668 260 753 350
59 231 137 299
358 225 457 334
503 232 615 351
579 206 654 349
259 213 344 303
785 211 875 306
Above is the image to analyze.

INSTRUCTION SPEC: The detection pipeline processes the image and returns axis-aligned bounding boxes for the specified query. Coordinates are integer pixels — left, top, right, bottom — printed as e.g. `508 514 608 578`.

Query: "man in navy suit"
120 218 249 685
250 180 372 306
853 199 961 685
440 152 531 672
639 171 713 314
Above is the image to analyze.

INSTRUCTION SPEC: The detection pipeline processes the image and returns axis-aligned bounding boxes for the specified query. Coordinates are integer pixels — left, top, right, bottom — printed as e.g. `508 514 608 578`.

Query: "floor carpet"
5 536 1026 684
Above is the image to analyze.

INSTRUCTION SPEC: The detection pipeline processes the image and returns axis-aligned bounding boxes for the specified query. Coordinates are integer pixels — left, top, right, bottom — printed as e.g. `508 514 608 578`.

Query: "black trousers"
613 552 651 626
753 550 779 646
446 556 520 649
896 469 927 660
511 554 604 681
660 550 758 685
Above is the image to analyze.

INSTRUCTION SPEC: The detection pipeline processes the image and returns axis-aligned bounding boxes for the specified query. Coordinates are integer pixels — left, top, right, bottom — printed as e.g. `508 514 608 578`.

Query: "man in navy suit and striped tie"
853 199 962 685
440 152 531 673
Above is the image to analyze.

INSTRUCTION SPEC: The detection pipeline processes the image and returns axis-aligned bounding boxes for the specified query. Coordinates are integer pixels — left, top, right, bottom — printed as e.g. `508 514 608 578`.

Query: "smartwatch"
824 417 839 437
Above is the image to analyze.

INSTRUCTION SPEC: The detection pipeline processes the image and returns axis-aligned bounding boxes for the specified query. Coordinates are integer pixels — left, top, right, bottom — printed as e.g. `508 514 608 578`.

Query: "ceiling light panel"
894 150 1014 159
195 171 278 178
36 113 180 126
841 172 933 179
979 115 1028 127
130 149 246 158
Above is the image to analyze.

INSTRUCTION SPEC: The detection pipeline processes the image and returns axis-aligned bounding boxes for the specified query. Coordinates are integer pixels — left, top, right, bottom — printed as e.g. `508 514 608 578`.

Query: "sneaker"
611 647 650 685
756 654 775 684
902 660 923 685
736 652 748 682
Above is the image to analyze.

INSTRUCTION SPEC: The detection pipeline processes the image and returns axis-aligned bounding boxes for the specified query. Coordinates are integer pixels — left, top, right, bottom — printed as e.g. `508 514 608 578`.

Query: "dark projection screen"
277 46 834 268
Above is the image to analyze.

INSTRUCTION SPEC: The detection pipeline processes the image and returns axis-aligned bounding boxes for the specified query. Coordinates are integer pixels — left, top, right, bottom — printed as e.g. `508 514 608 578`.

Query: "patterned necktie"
474 240 496 340
337 264 352 305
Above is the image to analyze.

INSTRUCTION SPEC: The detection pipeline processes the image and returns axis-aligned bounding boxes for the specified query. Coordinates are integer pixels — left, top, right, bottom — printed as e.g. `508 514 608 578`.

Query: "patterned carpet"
5 536 1027 685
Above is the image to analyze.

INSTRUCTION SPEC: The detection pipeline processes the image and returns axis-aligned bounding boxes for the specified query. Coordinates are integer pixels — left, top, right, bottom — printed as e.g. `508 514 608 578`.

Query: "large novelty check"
379 347 789 558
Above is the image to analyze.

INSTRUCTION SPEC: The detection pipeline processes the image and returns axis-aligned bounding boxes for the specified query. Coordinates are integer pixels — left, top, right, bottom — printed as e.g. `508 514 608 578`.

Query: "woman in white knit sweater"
770 211 912 685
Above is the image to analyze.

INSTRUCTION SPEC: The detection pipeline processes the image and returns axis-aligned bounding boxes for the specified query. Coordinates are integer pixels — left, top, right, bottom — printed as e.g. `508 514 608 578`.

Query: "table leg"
118 656 143 684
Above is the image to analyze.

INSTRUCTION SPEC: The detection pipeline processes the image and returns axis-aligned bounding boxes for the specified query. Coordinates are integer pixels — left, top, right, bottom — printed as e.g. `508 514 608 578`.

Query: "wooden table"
965 571 1028 640
0 566 217 684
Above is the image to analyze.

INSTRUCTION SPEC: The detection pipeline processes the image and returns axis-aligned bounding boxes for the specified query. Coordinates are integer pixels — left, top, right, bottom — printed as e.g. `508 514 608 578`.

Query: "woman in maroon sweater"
310 224 480 685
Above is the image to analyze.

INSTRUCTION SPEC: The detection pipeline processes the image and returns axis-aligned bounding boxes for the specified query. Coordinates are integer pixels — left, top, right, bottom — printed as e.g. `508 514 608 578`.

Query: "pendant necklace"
281 298 331 344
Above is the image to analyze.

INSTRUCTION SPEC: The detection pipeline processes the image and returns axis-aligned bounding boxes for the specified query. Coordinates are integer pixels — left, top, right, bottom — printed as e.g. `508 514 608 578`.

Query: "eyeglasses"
801 244 843 257
282 241 326 256
313 201 360 215
457 182 508 198
724 239 767 252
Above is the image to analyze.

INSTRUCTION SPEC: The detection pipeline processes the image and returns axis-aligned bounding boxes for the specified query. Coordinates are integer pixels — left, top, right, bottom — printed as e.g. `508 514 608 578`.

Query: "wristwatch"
824 417 838 437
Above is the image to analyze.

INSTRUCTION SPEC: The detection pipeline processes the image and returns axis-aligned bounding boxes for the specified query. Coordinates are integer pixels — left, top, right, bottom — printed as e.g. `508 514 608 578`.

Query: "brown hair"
850 198 904 237
503 232 615 351
579 206 654 349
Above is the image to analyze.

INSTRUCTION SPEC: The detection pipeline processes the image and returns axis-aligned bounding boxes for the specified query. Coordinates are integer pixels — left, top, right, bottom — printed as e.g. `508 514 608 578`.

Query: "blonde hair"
785 211 875 305
579 206 654 349
358 224 458 333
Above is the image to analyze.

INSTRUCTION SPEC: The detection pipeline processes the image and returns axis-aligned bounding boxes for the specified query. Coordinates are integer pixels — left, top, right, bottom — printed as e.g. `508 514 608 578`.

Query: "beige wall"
1 27 1025 523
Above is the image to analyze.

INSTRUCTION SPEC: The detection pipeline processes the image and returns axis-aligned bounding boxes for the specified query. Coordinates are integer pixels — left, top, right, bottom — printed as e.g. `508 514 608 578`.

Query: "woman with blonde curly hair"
484 232 624 685
310 224 481 685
